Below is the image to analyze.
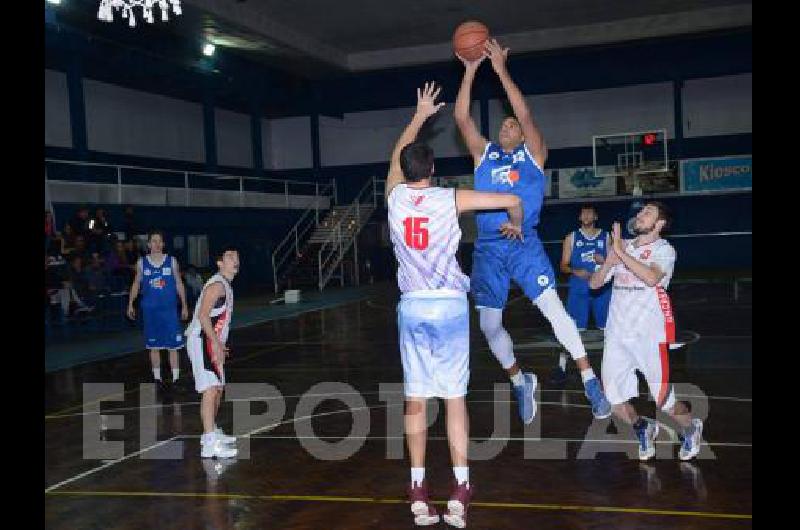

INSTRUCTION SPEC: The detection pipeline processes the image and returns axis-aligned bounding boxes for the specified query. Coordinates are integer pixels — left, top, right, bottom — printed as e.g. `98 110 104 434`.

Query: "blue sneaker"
634 418 660 461
584 377 612 419
511 372 538 424
679 419 703 461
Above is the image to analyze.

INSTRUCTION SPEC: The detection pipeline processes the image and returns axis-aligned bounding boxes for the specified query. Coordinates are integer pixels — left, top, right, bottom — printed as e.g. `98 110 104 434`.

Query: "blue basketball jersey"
474 142 545 241
140 254 178 308
569 229 608 275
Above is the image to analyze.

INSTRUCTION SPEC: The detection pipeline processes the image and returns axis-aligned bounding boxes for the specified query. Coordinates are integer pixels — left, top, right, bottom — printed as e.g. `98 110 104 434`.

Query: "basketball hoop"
97 0 182 28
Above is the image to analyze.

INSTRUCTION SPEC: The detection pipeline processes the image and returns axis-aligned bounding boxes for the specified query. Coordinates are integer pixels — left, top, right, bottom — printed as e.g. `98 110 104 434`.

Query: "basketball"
453 20 490 61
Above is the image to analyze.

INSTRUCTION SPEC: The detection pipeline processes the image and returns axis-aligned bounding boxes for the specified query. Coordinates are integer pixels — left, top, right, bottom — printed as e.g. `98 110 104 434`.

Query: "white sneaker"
201 437 238 459
200 428 236 445
214 428 236 444
635 418 659 461
679 419 703 461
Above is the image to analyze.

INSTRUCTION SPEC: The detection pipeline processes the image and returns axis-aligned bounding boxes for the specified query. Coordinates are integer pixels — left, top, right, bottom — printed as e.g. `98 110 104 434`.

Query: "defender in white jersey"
185 247 239 459
590 202 704 462
387 82 523 528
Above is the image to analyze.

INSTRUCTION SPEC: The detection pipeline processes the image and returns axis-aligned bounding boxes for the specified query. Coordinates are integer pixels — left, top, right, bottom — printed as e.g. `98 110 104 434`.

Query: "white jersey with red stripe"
604 238 676 341
185 273 234 343
387 183 469 293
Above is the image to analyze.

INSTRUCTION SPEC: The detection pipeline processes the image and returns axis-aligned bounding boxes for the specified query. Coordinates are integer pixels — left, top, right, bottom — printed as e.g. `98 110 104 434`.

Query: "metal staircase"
272 177 384 293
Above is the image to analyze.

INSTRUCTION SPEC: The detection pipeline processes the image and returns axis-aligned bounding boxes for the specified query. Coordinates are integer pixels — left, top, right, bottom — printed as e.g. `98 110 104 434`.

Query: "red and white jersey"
603 238 676 341
185 273 234 343
387 184 469 293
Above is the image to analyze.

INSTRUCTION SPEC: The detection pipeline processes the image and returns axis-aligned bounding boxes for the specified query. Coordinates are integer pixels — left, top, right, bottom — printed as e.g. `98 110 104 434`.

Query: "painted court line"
44 490 752 520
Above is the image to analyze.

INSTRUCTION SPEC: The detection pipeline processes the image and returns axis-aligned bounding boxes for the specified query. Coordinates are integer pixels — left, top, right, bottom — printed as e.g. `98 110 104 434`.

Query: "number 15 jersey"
387 183 469 294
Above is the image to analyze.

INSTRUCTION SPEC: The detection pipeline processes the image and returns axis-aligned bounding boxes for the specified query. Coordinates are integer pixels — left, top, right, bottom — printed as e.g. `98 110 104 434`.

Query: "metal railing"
44 158 328 208
317 177 380 291
271 180 337 293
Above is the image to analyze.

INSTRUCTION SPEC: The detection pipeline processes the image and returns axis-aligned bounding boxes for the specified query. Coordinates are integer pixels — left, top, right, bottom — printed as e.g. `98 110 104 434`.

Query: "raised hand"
611 222 625 255
500 222 523 241
416 81 446 119
484 38 510 74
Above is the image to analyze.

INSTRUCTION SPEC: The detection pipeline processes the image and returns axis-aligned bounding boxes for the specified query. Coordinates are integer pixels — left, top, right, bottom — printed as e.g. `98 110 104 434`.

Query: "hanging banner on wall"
681 156 752 192
433 174 474 189
558 166 616 198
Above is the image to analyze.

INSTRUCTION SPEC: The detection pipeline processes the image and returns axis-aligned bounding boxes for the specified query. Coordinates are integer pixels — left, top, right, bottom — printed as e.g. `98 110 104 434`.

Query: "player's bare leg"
406 398 439 526
149 349 162 382
443 397 472 529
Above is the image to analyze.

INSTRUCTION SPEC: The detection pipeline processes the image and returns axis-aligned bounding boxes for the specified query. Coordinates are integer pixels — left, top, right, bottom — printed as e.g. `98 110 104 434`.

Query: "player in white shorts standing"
185 247 239 459
388 82 524 528
590 201 703 461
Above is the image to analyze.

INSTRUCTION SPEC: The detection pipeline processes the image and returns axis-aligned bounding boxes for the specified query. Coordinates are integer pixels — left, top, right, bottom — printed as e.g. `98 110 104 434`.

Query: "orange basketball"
453 20 490 61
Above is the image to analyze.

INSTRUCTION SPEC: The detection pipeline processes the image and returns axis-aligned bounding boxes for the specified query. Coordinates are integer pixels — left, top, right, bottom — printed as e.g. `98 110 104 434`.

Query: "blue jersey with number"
474 142 546 241
141 255 178 309
570 229 608 274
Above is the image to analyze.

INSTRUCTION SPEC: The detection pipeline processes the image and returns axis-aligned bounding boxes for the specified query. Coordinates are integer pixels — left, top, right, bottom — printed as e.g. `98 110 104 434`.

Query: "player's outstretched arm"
454 53 489 165
485 38 547 169
385 82 446 200
455 189 523 240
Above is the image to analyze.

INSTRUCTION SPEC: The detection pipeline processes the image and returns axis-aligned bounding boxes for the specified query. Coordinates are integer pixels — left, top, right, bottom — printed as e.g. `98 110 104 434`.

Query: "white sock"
201 432 216 445
172 369 180 381
580 368 596 384
411 467 425 487
535 289 588 362
558 351 567 371
453 466 469 486
153 368 162 381
510 371 525 387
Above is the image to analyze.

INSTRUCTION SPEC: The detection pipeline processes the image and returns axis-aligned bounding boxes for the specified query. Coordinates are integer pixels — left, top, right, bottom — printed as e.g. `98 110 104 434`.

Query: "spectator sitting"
86 253 109 298
69 255 91 301
123 205 136 242
105 238 133 288
60 223 76 256
124 238 141 264
45 210 55 250
87 223 110 257
70 235 90 263
71 206 91 238
46 246 92 317
92 208 111 237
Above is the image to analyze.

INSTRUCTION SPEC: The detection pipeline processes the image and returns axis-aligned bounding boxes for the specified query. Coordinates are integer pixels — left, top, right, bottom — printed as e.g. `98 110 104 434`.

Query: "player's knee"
404 399 425 416
478 308 503 338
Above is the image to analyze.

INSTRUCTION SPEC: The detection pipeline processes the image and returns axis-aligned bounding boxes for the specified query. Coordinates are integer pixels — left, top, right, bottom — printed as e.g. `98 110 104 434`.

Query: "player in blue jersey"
455 38 611 423
127 230 190 393
551 204 612 384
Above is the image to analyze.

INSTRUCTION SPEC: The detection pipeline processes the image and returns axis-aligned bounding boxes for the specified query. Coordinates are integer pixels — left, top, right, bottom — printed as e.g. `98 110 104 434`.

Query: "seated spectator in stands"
45 210 55 250
46 246 92 316
105 238 132 287
69 255 91 301
60 223 77 256
86 253 109 299
123 205 137 242
71 206 91 238
87 223 110 257
124 238 141 264
70 235 90 263
92 208 111 236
